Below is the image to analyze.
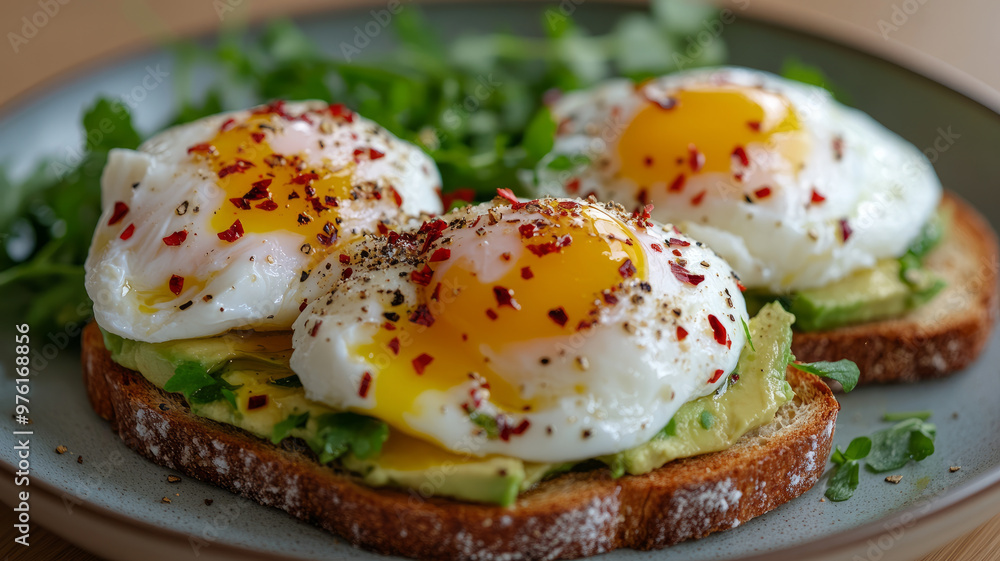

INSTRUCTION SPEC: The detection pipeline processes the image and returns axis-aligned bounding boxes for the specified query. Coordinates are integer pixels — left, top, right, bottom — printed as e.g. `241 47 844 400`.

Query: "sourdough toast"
81 321 839 561
793 192 999 383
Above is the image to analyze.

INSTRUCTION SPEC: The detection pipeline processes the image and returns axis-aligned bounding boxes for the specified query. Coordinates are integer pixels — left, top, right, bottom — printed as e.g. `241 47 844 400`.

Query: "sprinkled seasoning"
839 218 853 242
754 186 772 199
811 189 826 204
667 237 690 247
493 286 521 310
670 262 705 285
731 146 749 167
217 220 244 242
162 230 187 246
832 136 844 161
108 201 129 225
341 267 353 280
708 369 725 384
119 223 135 240
747 121 761 131
411 265 434 286
409 304 434 326
310 320 323 337
651 243 663 253
429 248 451 262
708 314 728 346
548 307 569 327
412 353 434 375
518 224 535 238
668 174 686 192
676 326 688 340
520 266 534 280
496 188 519 205
168 275 184 296
247 395 268 410
690 190 707 206
358 372 372 398
618 259 636 278
387 338 400 355
688 145 705 172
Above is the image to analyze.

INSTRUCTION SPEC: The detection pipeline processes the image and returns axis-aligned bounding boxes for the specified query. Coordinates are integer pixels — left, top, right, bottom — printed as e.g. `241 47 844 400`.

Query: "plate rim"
3 1 1000 559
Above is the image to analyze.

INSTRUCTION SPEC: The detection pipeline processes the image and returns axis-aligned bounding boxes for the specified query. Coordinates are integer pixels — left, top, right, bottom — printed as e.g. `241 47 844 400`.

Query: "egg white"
85 101 442 343
531 67 942 292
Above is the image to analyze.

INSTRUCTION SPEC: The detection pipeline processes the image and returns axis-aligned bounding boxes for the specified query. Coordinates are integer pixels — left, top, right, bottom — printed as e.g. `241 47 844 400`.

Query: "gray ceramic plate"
2 3 1000 561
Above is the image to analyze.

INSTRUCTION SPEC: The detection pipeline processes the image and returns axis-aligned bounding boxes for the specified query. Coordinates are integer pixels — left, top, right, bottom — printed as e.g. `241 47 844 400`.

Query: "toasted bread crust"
82 321 838 560
793 192 999 383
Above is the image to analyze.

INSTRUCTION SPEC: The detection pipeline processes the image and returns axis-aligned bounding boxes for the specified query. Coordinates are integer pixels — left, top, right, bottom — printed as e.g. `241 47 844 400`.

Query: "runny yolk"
355 202 646 440
198 112 356 262
616 86 809 191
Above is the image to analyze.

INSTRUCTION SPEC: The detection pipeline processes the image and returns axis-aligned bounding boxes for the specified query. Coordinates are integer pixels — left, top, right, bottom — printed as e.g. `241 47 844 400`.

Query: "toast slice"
81 321 839 560
793 192 999 383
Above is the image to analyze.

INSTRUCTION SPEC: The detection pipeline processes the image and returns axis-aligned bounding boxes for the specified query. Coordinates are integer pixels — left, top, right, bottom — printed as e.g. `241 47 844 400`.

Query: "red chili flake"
108 201 129 225
548 307 568 327
418 219 448 254
677 326 688 341
754 186 772 199
709 369 725 384
309 197 327 214
383 322 396 331
186 143 214 155
708 314 728 346
668 174 686 193
691 190 707 206
291 173 319 185
521 266 534 280
219 118 236 132
250 132 265 144
565 178 580 194
316 231 336 246
409 304 434 327
387 338 400 356
217 220 244 242
229 198 251 209
247 395 268 410
308 320 323 337
341 267 353 280
377 223 389 235
297 213 312 225
299 299 308 312
218 160 254 179
512 419 530 435
672 249 682 257
832 136 844 161
618 259 636 279
327 103 352 122
412 353 434 375
558 201 579 209
411 265 434 286
736 278 746 292
496 188 518 204
256 200 278 211
747 121 761 132
493 286 521 310
839 218 853 242
430 282 442 302
670 262 705 286
119 223 135 240
518 224 535 238
527 235 571 257
168 274 184 295
389 186 403 207
369 149 385 160
647 95 677 110
811 189 826 204
486 309 498 320
162 230 188 246
358 372 372 398
651 243 663 253
243 179 272 200
643 155 654 167
429 248 451 262
688 145 705 172
731 146 750 167
339 254 350 264
667 237 690 247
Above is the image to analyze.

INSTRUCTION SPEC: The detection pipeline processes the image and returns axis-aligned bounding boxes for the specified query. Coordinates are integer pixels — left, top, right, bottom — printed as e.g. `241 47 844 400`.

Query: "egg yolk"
355 201 646 439
616 86 809 193
196 106 365 262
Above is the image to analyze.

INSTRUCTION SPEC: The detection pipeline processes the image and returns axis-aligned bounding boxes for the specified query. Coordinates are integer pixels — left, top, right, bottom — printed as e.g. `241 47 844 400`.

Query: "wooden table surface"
1 0 999 559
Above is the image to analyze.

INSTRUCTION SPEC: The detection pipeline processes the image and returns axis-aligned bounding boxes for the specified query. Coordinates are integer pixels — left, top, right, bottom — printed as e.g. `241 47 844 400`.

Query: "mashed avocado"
102 302 796 506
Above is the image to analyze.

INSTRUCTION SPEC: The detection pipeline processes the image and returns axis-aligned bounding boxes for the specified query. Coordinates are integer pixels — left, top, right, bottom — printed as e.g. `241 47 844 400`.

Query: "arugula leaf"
522 108 557 167
789 359 860 392
81 98 141 152
271 411 310 444
866 418 937 472
309 412 389 464
163 361 241 407
825 436 871 501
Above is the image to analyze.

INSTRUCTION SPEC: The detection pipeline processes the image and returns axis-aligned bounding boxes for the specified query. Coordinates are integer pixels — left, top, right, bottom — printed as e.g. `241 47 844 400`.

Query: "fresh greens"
826 436 871 501
883 410 933 422
789 359 861 392
271 411 310 444
781 57 851 105
826 415 937 501
163 361 241 407
866 418 937 472
2 0 726 333
309 412 389 463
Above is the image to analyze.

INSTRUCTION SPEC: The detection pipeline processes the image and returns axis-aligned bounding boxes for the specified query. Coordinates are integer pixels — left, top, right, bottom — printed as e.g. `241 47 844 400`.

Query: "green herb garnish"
826 436 871 501
163 361 242 407
268 374 303 388
271 411 310 444
309 412 389 463
789 359 860 392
